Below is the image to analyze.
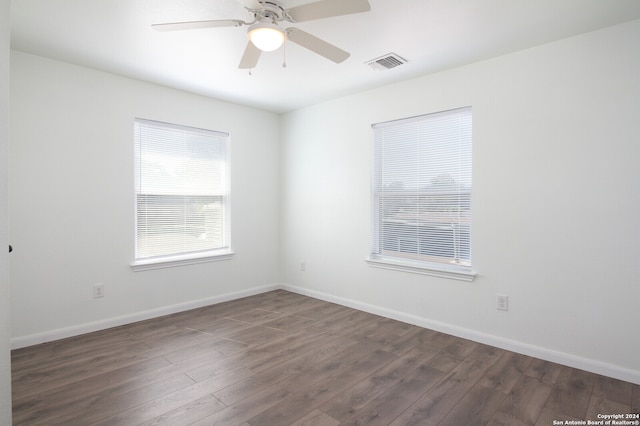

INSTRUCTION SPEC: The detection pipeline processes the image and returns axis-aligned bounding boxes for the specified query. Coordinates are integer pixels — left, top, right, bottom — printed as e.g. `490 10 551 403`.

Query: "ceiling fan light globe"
248 23 285 52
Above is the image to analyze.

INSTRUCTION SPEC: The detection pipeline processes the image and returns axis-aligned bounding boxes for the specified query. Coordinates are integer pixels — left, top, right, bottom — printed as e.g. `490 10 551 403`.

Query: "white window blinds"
371 107 472 273
134 119 230 263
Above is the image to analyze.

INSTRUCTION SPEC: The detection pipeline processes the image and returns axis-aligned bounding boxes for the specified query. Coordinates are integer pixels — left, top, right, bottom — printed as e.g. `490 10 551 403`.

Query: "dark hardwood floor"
11 290 640 425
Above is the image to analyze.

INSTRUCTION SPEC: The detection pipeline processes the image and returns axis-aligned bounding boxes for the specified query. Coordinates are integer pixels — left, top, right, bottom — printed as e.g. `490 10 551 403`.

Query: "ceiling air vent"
366 53 407 70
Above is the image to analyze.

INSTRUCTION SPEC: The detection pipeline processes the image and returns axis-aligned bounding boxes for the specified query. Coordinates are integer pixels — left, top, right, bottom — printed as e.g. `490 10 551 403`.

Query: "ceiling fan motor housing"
253 1 286 22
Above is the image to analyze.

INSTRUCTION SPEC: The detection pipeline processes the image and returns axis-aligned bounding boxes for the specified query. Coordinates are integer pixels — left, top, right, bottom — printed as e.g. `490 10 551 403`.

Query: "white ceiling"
10 0 640 113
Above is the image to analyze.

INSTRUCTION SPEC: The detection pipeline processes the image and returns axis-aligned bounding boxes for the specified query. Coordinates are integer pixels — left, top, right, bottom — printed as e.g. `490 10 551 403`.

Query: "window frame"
132 118 233 271
368 107 475 281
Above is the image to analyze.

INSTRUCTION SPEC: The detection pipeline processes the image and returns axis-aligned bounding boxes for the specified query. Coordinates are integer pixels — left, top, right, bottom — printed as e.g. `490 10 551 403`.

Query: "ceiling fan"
152 0 371 69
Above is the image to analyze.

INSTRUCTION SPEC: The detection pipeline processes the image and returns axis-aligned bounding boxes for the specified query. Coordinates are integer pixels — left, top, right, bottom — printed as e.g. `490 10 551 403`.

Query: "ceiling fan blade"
286 28 350 63
286 0 370 22
238 41 262 69
152 19 245 32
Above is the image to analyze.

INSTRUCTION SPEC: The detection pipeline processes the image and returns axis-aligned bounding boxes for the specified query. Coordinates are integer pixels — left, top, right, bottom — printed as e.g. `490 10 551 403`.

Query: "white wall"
1 0 13 422
280 20 640 384
9 51 281 346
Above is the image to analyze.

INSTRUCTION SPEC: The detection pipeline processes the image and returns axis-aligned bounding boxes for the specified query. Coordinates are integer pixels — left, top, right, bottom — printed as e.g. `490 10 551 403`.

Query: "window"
369 107 473 280
133 119 231 269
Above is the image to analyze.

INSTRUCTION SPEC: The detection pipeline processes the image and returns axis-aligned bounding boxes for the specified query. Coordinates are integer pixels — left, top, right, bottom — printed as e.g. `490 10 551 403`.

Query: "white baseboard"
11 284 280 350
281 283 640 386
12 282 640 385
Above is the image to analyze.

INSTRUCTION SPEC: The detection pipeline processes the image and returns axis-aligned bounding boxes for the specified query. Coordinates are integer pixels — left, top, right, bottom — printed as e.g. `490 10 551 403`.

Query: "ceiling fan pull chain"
282 37 287 68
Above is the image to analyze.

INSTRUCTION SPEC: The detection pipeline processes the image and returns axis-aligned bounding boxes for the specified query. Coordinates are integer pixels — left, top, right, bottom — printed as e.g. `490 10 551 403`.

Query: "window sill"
132 251 234 271
366 256 476 282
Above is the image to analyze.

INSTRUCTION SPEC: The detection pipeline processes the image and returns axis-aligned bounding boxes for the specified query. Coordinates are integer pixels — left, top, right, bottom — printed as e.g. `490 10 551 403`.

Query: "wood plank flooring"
11 290 640 425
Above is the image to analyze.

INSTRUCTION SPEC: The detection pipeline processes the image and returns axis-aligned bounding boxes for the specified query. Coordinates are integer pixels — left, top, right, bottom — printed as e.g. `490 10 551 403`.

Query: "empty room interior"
1 0 640 424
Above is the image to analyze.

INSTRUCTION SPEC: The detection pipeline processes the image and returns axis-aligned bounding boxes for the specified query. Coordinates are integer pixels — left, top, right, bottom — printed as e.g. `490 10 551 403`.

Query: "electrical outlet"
496 294 508 311
300 261 306 272
93 283 104 299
